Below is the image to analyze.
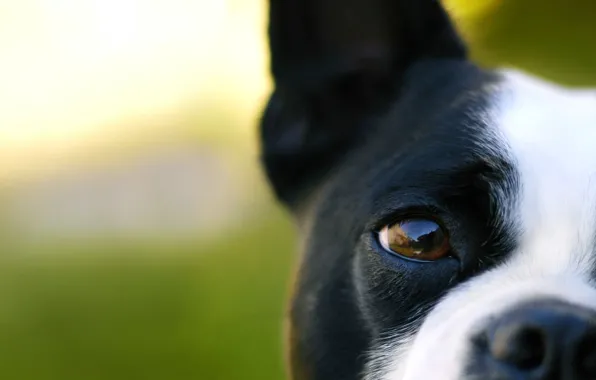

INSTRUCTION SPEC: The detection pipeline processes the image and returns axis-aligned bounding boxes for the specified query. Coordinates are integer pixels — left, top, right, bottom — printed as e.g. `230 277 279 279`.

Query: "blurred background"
1 0 596 379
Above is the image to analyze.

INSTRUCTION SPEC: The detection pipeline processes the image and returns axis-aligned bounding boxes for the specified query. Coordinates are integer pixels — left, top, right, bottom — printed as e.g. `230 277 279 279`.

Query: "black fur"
262 0 466 206
260 1 519 379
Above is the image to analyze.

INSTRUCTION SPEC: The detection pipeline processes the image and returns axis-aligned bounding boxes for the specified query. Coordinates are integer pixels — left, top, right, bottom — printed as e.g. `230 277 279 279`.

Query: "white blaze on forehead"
500 70 596 274
372 70 596 380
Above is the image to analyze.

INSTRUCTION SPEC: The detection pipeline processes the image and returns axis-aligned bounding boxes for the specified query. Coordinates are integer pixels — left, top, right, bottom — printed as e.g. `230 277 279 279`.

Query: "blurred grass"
449 0 596 85
0 210 295 380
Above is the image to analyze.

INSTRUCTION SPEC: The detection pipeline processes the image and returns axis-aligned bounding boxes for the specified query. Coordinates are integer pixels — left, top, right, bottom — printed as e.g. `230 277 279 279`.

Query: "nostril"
579 349 596 377
472 301 596 378
490 324 547 370
577 334 596 377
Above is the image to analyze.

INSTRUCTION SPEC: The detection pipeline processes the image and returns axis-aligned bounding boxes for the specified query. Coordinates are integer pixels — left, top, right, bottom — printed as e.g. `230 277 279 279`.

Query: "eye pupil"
380 219 450 261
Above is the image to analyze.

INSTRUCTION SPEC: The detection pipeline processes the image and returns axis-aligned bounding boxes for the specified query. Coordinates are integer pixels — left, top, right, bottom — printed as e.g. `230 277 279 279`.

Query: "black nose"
475 300 596 379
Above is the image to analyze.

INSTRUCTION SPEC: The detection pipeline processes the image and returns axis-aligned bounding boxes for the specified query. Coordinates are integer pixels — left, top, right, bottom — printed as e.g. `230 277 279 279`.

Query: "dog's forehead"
497 70 596 274
331 63 502 197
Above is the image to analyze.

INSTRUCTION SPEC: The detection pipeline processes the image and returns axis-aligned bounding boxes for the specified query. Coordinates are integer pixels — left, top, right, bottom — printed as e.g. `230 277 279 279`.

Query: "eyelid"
368 204 445 233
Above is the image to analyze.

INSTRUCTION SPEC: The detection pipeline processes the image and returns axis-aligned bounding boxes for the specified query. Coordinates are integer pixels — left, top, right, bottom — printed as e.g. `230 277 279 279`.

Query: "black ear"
261 0 467 206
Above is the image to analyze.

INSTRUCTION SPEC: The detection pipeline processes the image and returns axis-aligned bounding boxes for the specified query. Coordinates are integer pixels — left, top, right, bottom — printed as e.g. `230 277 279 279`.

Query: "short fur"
260 1 596 379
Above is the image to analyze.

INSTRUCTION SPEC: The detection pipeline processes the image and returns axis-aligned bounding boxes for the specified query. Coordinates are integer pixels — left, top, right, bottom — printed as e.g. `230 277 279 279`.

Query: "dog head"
260 1 596 379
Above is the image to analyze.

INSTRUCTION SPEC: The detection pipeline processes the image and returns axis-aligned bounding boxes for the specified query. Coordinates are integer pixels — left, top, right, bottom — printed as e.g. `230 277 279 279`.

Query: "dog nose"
481 300 596 378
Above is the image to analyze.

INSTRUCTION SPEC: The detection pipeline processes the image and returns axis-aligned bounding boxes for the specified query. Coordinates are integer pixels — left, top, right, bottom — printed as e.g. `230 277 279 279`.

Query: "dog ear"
261 0 467 206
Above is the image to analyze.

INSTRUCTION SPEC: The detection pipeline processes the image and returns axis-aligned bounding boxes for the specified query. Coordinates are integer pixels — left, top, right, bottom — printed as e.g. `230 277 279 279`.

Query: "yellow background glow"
0 0 268 181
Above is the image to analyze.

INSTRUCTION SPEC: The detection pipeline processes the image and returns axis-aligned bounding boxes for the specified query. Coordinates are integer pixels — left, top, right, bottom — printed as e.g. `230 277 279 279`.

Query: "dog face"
260 1 596 379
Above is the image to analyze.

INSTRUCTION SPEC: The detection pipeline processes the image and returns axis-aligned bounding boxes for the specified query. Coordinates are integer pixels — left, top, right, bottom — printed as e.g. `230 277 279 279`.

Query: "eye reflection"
379 219 450 261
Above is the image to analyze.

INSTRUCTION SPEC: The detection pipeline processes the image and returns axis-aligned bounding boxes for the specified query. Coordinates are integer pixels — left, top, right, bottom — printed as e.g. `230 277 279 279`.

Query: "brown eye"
378 218 450 261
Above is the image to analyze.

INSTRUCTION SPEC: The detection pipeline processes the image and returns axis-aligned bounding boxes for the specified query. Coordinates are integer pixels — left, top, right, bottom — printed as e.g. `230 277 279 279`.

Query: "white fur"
369 70 596 380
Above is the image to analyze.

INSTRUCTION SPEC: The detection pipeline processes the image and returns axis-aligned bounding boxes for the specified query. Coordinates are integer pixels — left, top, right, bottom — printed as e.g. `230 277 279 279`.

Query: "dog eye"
378 219 450 261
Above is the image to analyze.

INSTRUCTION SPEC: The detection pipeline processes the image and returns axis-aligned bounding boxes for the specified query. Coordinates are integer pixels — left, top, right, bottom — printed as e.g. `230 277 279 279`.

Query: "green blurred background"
1 1 595 379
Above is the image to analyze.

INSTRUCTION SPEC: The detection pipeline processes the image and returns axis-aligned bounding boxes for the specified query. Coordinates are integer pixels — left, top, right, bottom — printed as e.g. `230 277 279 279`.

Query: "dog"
259 0 596 379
